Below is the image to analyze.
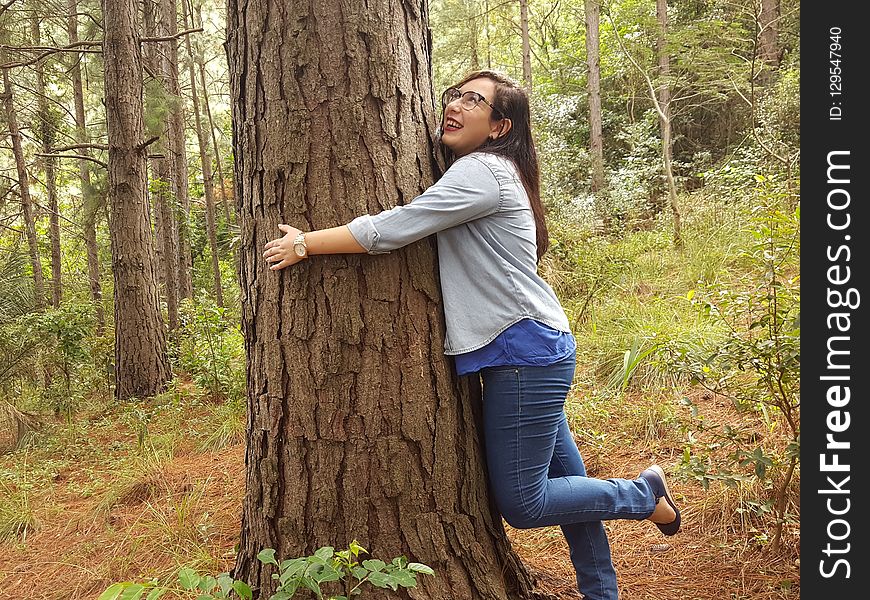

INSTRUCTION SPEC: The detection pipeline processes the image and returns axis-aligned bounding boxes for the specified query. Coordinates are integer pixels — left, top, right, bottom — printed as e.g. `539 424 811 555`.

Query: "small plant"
256 540 434 599
97 541 434 600
98 568 252 600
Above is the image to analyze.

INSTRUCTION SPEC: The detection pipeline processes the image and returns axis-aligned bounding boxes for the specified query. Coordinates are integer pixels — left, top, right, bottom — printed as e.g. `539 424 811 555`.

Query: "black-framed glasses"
441 87 502 118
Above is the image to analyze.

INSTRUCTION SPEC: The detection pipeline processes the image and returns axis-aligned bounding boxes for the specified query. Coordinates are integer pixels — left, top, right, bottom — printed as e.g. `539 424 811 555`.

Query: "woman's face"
441 77 505 157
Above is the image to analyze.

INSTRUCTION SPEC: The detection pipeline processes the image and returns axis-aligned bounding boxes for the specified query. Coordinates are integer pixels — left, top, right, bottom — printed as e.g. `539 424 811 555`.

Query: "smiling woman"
261 69 683 600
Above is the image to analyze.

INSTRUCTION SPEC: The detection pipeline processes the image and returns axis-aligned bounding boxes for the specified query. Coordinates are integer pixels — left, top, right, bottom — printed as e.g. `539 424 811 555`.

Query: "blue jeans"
480 354 656 600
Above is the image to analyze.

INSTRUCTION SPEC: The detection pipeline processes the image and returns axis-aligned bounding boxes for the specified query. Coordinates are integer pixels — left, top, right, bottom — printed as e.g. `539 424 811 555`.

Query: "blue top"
453 318 577 376
347 152 572 354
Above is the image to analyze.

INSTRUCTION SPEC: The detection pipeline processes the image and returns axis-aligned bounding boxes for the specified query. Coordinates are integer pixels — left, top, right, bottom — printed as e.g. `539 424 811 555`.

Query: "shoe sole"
648 464 681 536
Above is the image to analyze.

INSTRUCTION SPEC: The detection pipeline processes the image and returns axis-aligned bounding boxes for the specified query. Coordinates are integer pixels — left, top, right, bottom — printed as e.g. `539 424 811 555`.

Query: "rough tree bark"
182 0 223 307
584 0 604 193
226 0 549 598
102 0 171 400
31 14 62 307
67 0 105 333
2 57 45 309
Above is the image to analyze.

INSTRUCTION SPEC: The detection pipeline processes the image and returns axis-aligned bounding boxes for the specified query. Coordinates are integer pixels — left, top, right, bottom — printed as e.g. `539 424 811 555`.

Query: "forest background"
0 0 800 599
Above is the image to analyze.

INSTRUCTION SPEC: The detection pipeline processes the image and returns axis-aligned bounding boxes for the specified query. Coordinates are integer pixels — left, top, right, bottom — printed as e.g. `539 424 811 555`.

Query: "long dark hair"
438 70 549 261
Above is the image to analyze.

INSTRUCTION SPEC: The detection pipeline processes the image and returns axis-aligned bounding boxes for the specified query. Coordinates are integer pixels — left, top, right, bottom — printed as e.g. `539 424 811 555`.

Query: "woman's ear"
491 118 513 140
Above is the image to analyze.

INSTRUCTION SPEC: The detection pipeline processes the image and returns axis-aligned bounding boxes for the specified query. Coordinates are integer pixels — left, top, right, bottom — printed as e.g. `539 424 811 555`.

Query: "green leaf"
118 584 146 600
145 589 167 600
366 571 395 589
98 584 127 600
233 580 253 600
361 559 385 572
391 570 417 588
301 578 321 595
198 575 218 592
349 540 366 556
313 566 341 584
314 546 334 561
217 574 234 596
178 568 200 591
258 548 279 567
350 566 368 580
407 563 435 576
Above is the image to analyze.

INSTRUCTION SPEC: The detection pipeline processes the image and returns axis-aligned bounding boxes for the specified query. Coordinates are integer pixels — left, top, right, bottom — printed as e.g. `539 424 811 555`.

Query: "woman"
262 70 681 600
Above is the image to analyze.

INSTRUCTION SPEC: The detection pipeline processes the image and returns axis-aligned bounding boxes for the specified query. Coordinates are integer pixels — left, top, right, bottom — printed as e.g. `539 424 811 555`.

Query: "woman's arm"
263 223 366 271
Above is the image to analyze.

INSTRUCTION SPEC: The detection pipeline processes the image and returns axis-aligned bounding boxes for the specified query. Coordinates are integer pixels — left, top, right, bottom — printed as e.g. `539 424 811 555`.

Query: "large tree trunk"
759 0 780 68
67 0 105 333
31 15 62 308
102 0 171 400
584 0 604 193
2 61 45 309
656 0 682 248
159 0 194 301
227 1 546 598
182 0 223 307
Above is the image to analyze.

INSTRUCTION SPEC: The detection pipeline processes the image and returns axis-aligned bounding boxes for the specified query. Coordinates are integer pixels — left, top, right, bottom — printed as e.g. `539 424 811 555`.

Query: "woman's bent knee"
499 501 543 529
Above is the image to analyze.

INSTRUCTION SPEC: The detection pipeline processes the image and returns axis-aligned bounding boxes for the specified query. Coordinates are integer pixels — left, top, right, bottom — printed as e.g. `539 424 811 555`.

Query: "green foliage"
98 542 434 600
0 302 95 416
662 174 799 545
172 294 245 403
256 541 434 599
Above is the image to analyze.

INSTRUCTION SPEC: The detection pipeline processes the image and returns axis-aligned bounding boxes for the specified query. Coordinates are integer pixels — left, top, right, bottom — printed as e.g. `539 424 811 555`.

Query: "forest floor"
0 385 800 600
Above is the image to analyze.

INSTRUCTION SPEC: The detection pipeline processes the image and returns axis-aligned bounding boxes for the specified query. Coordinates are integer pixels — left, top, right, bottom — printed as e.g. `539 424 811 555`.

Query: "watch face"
294 245 306 257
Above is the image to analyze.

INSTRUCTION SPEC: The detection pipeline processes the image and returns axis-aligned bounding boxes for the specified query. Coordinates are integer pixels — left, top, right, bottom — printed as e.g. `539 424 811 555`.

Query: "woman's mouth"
444 117 463 132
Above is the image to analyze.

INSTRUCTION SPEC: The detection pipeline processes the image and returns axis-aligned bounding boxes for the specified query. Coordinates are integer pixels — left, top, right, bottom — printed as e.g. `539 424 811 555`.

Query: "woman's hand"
263 224 304 270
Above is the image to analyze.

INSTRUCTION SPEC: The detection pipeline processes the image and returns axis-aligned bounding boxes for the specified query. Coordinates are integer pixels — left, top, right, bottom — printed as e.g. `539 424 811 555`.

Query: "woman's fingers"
270 257 292 270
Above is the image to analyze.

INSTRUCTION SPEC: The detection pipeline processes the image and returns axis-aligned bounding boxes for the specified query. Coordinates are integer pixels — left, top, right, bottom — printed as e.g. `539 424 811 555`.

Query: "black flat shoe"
640 464 681 536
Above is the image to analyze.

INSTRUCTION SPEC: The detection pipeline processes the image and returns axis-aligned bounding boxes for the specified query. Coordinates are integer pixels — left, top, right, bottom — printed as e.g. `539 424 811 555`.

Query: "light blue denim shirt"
346 151 571 355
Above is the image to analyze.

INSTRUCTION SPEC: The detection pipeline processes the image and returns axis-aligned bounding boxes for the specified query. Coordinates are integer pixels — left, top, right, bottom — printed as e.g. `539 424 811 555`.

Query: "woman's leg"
549 411 618 600
481 355 655 527
481 355 655 599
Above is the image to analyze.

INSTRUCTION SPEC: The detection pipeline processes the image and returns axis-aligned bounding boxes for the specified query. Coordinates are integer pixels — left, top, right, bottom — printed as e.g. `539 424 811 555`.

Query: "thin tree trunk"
519 0 532 89
2 62 45 309
182 0 223 307
656 0 682 248
144 0 180 331
67 0 105 333
102 0 171 400
584 0 605 193
484 0 492 69
466 1 480 71
159 0 193 301
31 14 62 308
227 0 547 598
194 47 231 223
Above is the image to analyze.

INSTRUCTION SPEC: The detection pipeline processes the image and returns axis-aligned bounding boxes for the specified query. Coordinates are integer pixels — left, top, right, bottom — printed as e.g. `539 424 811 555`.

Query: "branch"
140 28 204 43
0 42 102 69
51 142 108 153
605 13 668 123
138 136 160 151
35 153 107 169
0 26 204 69
0 0 18 20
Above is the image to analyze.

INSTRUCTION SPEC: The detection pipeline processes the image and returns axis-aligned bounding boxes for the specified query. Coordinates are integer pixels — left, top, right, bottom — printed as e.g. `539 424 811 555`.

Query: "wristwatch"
293 232 308 258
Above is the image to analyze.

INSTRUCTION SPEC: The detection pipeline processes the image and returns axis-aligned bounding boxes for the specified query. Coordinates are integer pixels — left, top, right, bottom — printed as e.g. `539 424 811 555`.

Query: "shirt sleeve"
346 154 501 254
